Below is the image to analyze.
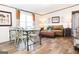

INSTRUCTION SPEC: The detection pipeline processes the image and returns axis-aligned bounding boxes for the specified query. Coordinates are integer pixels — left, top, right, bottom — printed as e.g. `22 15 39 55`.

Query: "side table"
64 28 71 37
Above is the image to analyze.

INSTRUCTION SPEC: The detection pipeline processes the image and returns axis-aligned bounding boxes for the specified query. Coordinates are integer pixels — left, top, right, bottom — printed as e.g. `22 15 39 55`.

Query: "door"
72 11 79 37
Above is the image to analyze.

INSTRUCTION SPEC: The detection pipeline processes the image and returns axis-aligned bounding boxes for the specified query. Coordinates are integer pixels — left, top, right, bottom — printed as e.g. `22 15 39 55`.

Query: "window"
20 11 34 29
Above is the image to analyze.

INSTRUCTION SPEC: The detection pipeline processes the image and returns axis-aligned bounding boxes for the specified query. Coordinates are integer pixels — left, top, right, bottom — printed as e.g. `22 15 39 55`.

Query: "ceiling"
5 4 77 15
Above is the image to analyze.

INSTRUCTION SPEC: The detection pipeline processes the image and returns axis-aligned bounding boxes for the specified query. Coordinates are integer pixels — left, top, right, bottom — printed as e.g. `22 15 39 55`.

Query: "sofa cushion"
52 25 63 30
52 30 63 33
40 31 55 37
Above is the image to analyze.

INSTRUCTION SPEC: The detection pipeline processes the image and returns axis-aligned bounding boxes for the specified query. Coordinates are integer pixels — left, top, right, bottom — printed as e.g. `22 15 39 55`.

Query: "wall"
38 5 79 28
0 5 42 43
0 5 16 43
35 14 43 28
1 4 79 43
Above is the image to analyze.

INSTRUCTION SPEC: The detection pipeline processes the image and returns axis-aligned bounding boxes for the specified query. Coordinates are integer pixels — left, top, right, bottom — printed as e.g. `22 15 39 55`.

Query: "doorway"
72 11 79 37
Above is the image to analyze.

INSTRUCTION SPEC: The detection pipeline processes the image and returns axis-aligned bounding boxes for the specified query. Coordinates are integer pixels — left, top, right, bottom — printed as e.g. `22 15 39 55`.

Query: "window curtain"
32 13 36 28
32 13 35 22
16 9 20 19
16 9 20 27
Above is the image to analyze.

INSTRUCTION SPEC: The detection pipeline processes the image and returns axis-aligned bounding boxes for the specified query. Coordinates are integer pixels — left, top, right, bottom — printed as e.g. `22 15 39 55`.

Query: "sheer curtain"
20 11 34 29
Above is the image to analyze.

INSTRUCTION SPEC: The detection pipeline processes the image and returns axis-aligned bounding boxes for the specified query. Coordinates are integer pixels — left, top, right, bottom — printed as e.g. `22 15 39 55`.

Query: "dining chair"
28 30 40 50
9 27 27 50
9 27 18 44
15 27 27 50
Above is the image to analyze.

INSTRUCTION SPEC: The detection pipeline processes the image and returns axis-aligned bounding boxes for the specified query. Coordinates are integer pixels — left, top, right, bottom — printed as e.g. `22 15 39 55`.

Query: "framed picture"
0 10 12 26
52 16 60 23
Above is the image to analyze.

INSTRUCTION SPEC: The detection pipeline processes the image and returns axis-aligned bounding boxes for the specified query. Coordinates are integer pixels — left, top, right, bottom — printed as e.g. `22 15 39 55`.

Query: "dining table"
9 28 42 51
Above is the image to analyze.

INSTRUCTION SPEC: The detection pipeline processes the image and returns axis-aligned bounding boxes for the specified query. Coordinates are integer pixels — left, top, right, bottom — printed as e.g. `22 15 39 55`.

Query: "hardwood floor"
0 37 77 54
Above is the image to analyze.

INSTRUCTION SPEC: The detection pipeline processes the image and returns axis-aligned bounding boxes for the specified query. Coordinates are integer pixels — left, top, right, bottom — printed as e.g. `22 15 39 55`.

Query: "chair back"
30 30 40 36
9 27 24 40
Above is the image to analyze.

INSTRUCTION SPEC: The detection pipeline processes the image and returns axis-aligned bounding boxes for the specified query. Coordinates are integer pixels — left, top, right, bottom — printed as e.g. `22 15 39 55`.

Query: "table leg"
39 35 42 45
27 32 29 51
9 30 11 43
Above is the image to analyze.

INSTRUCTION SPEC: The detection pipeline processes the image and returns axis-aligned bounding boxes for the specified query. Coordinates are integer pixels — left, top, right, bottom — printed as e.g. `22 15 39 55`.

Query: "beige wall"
37 5 79 28
35 14 43 28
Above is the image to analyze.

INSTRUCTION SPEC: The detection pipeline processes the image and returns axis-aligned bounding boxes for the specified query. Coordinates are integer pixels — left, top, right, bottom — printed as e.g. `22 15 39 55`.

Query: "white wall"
37 5 79 28
0 5 16 43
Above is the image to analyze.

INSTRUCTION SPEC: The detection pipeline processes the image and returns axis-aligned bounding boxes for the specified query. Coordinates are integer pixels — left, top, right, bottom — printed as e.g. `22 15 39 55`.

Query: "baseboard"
0 40 14 45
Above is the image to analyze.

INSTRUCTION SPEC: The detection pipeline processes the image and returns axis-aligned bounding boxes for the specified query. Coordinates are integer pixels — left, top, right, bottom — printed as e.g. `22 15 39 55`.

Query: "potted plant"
47 26 52 31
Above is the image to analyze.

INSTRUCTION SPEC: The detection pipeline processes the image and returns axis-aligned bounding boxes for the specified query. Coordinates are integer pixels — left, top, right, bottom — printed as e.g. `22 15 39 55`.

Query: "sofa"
40 25 64 38
40 30 55 38
52 25 64 36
